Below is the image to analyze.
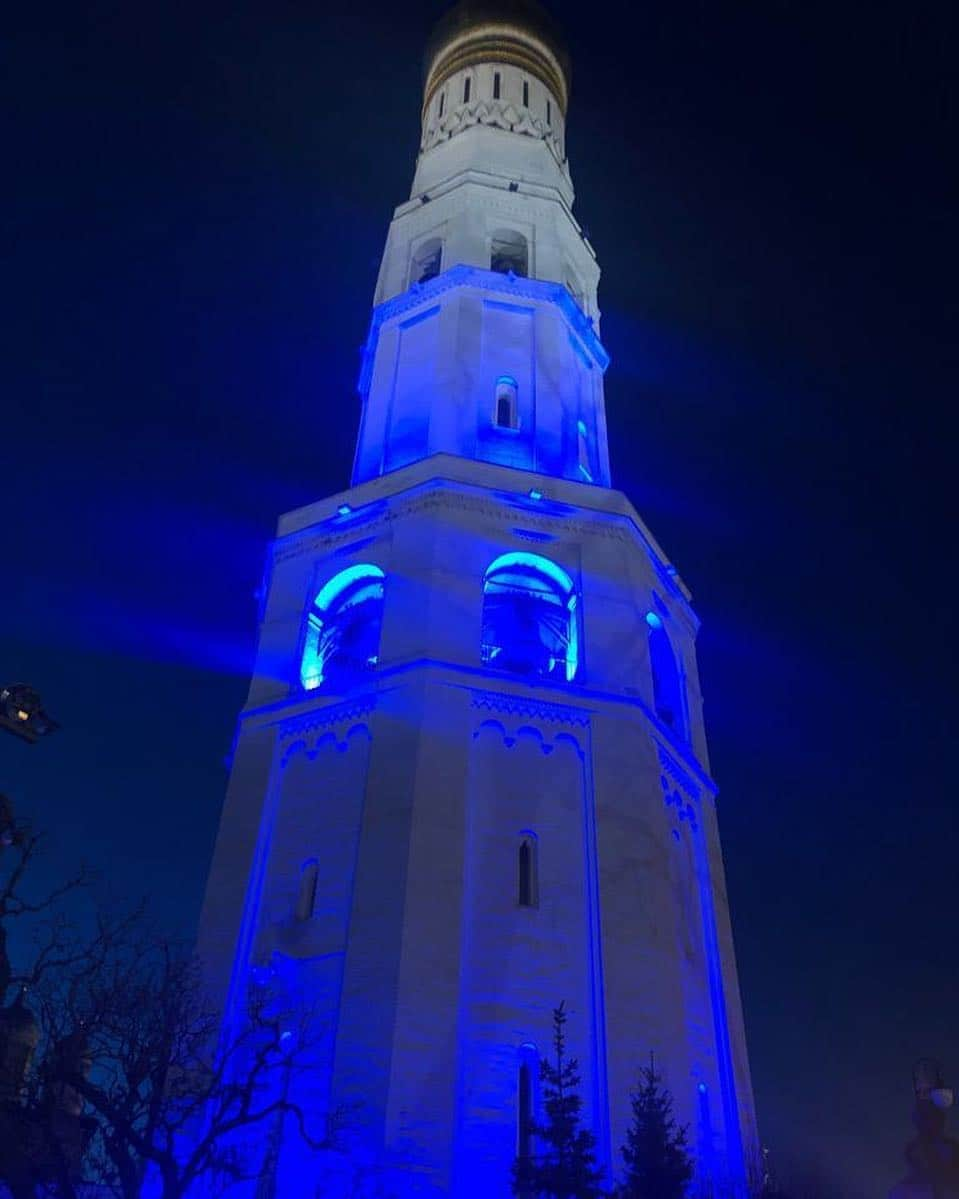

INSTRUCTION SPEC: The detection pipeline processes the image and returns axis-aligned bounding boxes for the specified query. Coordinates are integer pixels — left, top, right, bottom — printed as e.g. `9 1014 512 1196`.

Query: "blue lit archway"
300 564 385 690
481 552 579 682
646 611 685 735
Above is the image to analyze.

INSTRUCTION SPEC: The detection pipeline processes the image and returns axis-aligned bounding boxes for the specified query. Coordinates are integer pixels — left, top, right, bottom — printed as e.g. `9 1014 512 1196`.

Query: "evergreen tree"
512 1002 605 1198
618 1056 693 1198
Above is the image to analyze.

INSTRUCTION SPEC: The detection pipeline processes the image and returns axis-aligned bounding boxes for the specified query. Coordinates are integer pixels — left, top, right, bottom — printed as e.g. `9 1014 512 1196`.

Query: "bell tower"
197 2 759 1195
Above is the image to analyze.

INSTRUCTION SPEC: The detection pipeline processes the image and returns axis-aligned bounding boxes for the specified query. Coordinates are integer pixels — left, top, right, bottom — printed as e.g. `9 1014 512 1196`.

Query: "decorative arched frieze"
279 722 371 769
420 97 568 176
278 697 376 753
471 691 587 757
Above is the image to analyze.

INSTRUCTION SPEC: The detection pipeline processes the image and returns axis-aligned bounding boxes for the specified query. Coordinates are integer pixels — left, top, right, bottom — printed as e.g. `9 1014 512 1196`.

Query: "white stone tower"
197 2 759 1194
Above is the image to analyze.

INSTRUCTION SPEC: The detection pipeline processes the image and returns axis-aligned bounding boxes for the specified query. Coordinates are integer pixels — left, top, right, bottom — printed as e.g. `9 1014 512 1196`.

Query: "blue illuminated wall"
351 266 611 489
195 453 757 1197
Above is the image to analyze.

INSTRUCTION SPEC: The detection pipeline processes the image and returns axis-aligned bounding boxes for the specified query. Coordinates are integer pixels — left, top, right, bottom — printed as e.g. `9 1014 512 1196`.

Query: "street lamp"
0 684 59 744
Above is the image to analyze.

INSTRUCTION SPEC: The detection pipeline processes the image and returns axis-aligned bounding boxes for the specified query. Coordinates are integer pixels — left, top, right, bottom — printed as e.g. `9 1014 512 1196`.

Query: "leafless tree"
2 798 339 1197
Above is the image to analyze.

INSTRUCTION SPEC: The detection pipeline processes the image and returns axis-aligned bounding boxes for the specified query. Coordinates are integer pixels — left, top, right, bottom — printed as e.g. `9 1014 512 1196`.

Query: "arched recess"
646 612 686 735
300 564 385 691
490 229 529 276
495 375 519 429
481 552 579 682
410 237 442 285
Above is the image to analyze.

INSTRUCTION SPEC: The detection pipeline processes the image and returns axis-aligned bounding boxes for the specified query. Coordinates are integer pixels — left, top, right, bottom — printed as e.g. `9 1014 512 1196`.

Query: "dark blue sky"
2 2 956 1194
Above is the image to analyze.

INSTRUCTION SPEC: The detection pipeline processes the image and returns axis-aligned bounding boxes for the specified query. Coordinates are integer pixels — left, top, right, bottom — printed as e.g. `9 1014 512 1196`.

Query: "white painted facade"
197 3 758 1195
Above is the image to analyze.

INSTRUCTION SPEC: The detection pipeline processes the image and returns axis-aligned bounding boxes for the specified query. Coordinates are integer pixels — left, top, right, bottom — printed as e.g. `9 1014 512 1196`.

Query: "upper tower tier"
355 0 610 488
419 0 570 189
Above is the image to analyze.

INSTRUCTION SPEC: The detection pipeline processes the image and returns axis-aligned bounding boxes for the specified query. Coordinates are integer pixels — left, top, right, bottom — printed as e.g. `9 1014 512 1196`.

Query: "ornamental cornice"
272 517 390 566
471 688 590 729
269 481 640 568
420 97 568 176
358 264 608 396
656 742 702 803
278 696 376 744
393 489 634 544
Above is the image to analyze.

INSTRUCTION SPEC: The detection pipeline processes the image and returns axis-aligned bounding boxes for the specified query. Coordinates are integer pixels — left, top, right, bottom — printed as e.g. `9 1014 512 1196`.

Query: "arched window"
646 611 685 735
300 564 385 691
481 553 579 682
517 1043 538 1162
518 832 538 907
490 229 528 277
411 238 442 285
577 418 592 481
518 1062 533 1159
295 859 318 921
495 375 518 429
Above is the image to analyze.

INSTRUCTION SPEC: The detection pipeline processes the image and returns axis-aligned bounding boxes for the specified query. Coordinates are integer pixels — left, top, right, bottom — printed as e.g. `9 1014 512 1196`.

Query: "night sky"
2 1 956 1195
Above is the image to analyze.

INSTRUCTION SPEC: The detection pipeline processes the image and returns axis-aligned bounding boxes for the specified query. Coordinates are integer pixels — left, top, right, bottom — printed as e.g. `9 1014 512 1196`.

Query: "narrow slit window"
493 72 501 100
518 1062 533 1160
547 99 552 126
518 834 538 907
438 91 445 118
522 80 529 107
296 859 318 922
463 77 471 103
517 1043 539 1162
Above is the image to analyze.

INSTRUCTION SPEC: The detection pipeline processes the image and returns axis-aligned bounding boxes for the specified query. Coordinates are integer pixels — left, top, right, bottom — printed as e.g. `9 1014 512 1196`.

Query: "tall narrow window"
522 80 529 107
547 99 552 126
463 76 471 103
300 563 385 691
295 859 318 921
518 1062 532 1160
577 419 592 481
518 833 538 907
438 91 445 118
481 553 579 682
493 71 501 100
494 375 518 429
517 1043 539 1163
646 611 686 736
490 229 528 277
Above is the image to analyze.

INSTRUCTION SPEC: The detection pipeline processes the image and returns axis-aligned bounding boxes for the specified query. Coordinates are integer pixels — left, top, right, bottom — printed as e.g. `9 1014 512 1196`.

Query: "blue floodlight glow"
645 610 663 630
337 503 353 517
528 488 543 501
